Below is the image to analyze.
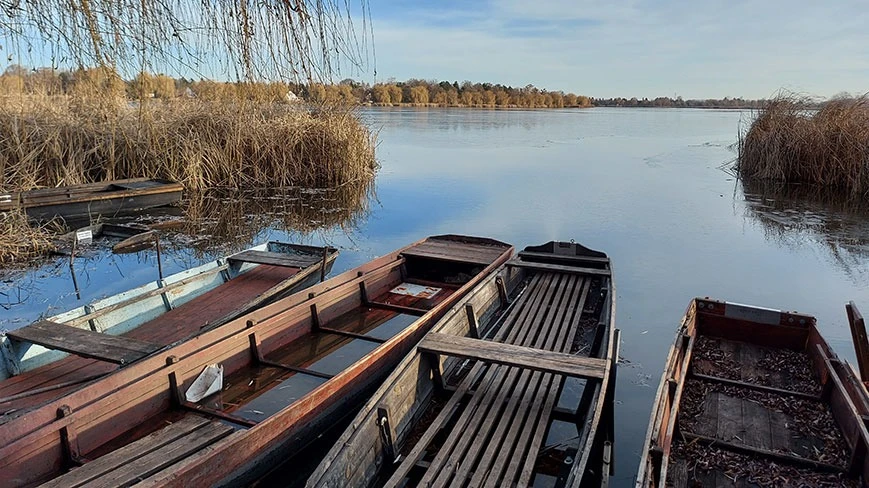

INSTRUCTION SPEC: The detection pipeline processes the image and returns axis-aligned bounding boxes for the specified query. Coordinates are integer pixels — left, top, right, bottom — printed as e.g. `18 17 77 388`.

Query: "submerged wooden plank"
418 333 607 380
7 321 160 365
228 250 320 268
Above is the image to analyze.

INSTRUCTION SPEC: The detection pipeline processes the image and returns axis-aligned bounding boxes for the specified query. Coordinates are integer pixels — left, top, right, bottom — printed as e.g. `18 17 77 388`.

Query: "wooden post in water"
154 233 164 281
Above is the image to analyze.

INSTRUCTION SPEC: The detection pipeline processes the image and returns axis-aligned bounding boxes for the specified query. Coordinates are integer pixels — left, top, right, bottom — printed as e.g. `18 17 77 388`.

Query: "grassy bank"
736 95 869 197
0 95 378 193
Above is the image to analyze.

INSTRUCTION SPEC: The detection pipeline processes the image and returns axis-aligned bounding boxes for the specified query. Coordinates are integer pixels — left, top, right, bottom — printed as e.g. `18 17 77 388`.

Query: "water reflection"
172 183 374 255
742 178 869 284
0 181 373 326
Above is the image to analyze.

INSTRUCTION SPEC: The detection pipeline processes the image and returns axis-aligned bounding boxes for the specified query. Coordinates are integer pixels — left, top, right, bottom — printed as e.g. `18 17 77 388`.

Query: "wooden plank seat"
227 250 321 268
419 333 608 380
518 250 610 265
506 259 612 277
401 240 507 266
387 271 604 487
7 321 160 365
39 416 234 488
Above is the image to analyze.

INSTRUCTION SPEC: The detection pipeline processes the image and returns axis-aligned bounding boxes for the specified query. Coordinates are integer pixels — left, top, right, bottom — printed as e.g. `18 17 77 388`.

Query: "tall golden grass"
0 95 378 193
737 95 869 198
0 211 55 265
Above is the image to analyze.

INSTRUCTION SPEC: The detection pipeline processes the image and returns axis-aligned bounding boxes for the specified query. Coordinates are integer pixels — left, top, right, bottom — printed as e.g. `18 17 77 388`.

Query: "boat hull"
0 178 184 222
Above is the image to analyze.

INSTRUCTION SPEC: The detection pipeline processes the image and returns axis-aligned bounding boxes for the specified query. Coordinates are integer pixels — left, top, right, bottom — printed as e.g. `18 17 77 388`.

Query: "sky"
355 0 869 99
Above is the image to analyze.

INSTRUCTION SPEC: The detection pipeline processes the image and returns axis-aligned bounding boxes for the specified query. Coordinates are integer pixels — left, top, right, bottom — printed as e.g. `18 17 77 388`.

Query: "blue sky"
357 0 869 99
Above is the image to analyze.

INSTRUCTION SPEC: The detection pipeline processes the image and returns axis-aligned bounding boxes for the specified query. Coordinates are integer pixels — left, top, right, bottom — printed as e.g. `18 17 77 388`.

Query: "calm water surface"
3 107 869 486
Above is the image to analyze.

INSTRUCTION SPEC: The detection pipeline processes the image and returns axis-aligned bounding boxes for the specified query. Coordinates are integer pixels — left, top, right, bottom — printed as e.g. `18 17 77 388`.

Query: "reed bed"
0 211 55 265
737 95 869 198
0 95 378 192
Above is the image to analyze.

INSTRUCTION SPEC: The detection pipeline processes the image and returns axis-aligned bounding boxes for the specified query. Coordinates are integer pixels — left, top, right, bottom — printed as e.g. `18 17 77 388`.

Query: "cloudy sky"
359 0 868 99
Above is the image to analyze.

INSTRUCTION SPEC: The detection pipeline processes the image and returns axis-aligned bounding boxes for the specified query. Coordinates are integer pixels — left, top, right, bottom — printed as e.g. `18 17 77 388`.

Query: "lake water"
3 107 869 486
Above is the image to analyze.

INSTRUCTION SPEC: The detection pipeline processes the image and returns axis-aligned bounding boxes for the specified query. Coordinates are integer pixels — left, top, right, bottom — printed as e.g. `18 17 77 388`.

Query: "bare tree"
0 1 373 82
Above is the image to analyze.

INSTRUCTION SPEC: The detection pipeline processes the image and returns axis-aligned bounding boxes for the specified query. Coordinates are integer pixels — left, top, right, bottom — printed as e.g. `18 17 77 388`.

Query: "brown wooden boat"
0 179 183 221
308 241 619 488
0 235 511 487
0 242 338 418
636 298 869 487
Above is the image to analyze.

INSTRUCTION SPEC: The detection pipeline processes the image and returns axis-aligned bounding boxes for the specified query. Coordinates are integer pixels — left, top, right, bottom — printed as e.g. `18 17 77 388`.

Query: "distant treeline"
1 65 774 110
592 97 766 109
0 66 591 108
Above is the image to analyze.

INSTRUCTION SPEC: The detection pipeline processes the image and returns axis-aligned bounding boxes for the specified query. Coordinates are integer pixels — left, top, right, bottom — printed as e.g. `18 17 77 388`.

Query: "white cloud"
366 0 869 98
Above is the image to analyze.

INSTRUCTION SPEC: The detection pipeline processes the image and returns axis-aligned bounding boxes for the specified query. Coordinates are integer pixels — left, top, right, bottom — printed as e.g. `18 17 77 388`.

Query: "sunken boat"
0 241 338 415
0 235 512 487
0 178 184 222
308 240 618 488
636 298 869 487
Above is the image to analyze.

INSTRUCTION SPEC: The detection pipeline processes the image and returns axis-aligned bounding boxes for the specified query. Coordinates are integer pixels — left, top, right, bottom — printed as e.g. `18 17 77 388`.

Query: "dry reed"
0 95 378 193
737 94 869 198
0 211 55 265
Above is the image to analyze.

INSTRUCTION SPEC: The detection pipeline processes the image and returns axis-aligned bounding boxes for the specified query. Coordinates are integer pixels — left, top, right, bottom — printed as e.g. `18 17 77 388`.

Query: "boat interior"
309 242 618 488
1 236 511 487
641 299 869 487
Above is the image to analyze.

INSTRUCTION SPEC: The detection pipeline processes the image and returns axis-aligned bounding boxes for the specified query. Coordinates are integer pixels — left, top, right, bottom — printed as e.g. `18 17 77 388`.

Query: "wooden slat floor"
41 414 234 488
669 338 851 487
387 272 595 487
0 264 299 415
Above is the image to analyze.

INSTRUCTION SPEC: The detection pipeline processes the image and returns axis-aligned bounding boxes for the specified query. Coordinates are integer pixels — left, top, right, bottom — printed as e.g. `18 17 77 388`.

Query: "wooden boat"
0 235 512 487
0 241 338 413
308 241 619 488
0 178 184 221
636 298 869 487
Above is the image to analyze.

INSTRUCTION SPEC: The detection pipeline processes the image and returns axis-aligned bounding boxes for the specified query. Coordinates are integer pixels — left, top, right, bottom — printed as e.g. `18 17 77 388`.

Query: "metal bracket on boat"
310 304 322 330
359 280 369 305
57 405 85 467
496 276 509 308
465 304 480 339
377 407 397 463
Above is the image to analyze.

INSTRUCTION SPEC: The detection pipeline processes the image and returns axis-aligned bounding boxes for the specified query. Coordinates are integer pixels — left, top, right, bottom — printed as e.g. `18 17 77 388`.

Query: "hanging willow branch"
0 0 373 82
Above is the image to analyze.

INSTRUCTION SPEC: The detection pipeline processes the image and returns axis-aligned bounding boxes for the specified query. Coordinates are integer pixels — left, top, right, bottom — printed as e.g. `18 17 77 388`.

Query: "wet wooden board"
40 417 233 488
386 272 602 487
506 259 611 277
228 250 321 268
418 333 607 379
401 239 506 266
7 321 160 365
688 390 833 462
